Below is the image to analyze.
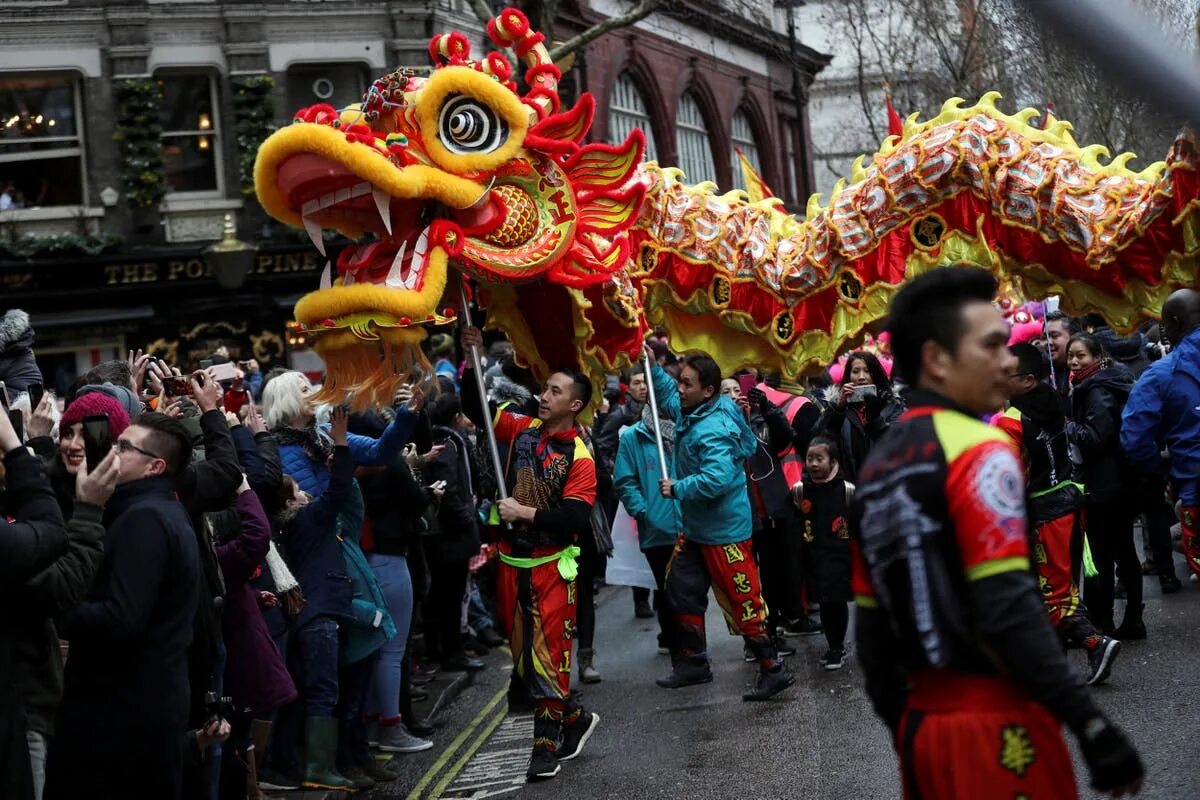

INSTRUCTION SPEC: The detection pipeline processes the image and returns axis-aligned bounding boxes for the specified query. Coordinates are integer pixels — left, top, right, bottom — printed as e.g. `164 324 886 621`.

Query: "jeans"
467 577 496 634
367 553 413 721
27 730 47 800
296 616 341 717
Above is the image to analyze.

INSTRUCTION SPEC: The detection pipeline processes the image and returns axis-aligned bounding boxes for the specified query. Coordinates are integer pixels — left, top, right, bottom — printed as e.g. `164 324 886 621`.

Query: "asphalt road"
379 552 1200 800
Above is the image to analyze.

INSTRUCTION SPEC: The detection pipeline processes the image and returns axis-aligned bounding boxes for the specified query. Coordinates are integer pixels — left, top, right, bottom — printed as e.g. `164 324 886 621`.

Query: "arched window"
730 109 763 193
675 92 717 184
608 72 658 162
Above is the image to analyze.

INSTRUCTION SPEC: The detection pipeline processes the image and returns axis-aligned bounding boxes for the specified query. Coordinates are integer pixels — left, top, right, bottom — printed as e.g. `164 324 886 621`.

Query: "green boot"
302 716 356 791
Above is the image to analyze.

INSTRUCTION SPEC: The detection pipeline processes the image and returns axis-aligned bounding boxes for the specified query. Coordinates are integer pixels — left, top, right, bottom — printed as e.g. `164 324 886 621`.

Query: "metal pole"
459 281 509 501
642 346 670 479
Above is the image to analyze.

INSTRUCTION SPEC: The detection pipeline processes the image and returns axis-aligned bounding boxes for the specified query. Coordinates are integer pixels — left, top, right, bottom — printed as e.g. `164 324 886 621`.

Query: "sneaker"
656 633 670 655
1161 575 1183 594
341 765 376 790
772 636 797 657
363 758 401 782
557 711 600 761
377 725 434 753
743 645 756 663
820 649 845 671
442 654 487 672
742 666 796 701
257 769 301 791
410 687 429 702
464 635 490 657
634 599 655 619
478 627 506 647
783 617 823 636
1141 558 1157 575
1086 636 1121 685
527 746 561 780
656 658 714 689
405 717 435 737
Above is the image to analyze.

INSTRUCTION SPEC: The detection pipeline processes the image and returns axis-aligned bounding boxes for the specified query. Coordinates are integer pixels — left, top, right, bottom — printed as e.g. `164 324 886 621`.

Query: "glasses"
1006 371 1032 379
116 439 161 460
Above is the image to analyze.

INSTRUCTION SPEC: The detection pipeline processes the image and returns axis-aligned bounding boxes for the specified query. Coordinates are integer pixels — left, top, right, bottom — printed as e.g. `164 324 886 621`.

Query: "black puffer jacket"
0 309 42 394
1068 363 1136 502
817 389 905 482
424 426 482 562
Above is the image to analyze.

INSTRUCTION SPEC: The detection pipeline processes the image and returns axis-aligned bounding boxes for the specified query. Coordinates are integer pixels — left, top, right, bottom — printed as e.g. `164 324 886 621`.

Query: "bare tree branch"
548 0 663 61
468 0 494 28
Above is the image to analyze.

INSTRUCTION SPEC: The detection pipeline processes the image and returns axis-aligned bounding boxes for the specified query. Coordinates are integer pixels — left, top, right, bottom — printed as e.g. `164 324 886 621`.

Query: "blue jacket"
281 447 354 629
651 364 757 545
1122 326 1200 503
613 421 681 550
278 407 416 498
337 479 396 666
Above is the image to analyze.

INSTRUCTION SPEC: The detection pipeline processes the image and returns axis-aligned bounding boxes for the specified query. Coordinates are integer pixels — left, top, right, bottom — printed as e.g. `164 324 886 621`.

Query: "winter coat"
230 425 284 502
612 421 681 550
217 490 297 718
54 476 200 774
349 410 431 557
278 407 416 498
594 400 642 474
1122 326 1200 504
816 389 905 482
337 480 396 665
650 364 757 545
424 426 482 562
281 446 355 629
0 309 42 395
1069 363 1136 503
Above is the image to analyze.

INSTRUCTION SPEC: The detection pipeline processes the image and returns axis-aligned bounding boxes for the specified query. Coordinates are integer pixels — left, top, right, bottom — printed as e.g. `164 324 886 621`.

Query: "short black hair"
1045 310 1080 335
134 411 193 477
808 434 841 463
429 391 462 427
554 368 592 408
885 266 997 385
680 353 722 395
1009 342 1049 380
1067 332 1108 362
840 351 892 391
86 359 132 389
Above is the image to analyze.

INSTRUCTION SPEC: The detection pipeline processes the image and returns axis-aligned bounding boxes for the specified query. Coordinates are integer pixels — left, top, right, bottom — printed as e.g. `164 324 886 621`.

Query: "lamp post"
203 213 258 290
773 0 811 203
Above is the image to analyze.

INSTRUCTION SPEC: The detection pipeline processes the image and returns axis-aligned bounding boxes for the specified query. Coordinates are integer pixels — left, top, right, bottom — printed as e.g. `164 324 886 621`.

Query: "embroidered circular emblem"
800 498 813 514
774 311 795 342
910 213 947 250
710 275 731 307
838 271 863 302
976 449 1024 520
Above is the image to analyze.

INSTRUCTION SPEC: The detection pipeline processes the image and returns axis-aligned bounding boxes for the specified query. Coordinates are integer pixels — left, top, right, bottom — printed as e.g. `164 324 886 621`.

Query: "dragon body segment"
254 9 1200 406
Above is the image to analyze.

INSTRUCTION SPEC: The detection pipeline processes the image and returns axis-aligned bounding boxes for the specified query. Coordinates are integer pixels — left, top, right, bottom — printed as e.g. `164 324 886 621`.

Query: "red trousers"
898 671 1077 799
1181 505 1200 578
1033 512 1083 628
495 542 576 704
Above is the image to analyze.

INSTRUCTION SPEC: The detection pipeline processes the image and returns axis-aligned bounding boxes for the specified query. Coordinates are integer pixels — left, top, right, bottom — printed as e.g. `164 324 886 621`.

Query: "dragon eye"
438 95 507 155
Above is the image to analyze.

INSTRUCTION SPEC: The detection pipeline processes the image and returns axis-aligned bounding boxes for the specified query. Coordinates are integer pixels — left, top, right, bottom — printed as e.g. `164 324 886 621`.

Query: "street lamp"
773 0 811 203
204 213 257 290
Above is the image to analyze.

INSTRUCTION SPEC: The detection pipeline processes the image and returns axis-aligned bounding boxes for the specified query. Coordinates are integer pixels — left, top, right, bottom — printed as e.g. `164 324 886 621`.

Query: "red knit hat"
61 391 131 439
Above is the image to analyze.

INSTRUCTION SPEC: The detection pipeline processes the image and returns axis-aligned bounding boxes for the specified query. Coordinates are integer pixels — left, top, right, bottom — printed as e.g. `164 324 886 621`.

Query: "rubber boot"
578 647 602 684
302 716 356 791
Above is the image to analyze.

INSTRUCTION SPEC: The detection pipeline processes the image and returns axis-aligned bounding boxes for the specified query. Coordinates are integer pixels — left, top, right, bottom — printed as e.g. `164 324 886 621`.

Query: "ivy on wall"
232 75 277 196
112 79 167 209
0 232 123 260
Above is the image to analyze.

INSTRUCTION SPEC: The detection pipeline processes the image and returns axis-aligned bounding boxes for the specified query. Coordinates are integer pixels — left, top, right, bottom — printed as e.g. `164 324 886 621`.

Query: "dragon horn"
487 7 561 119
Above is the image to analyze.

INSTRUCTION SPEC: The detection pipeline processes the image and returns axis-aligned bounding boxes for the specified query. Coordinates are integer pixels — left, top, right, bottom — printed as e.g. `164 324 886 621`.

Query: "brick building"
0 0 826 392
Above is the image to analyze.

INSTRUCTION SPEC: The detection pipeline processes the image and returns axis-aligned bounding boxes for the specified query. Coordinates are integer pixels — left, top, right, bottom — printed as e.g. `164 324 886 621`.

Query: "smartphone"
28 382 44 412
164 375 192 398
848 384 878 404
737 373 757 397
209 362 239 382
199 358 214 370
81 414 111 471
8 409 23 442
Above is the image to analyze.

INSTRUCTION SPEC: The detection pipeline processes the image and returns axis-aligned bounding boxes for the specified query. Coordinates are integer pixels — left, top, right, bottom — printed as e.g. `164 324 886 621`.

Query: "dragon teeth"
385 241 407 288
372 188 393 236
303 216 326 256
407 226 430 290
318 260 332 290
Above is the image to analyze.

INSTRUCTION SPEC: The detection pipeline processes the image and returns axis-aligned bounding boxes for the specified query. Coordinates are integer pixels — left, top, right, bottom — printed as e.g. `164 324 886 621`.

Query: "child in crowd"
792 436 854 670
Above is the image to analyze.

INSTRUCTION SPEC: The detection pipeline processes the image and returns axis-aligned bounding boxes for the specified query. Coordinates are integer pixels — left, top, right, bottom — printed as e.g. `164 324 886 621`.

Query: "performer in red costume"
460 325 600 782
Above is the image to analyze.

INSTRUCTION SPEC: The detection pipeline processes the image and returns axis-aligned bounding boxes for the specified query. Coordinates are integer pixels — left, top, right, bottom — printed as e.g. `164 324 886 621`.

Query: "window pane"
0 75 78 142
675 93 716 184
158 75 214 134
1 153 83 207
608 73 658 162
162 134 217 192
730 110 761 192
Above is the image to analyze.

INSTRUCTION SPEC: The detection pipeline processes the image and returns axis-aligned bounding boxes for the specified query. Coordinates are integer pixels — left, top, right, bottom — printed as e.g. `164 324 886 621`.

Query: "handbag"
590 500 614 556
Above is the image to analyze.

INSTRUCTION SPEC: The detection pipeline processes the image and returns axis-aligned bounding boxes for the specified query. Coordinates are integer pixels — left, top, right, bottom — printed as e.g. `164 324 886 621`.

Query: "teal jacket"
613 421 681 550
337 479 397 666
651 364 757 545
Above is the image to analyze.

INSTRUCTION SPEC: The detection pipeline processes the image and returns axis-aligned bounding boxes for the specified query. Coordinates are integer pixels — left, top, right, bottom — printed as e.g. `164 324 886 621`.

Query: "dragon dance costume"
849 391 1115 798
489 407 597 758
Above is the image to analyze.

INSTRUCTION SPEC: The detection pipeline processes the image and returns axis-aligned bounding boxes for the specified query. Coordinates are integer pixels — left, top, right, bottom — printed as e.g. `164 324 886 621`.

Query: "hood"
1092 326 1145 363
1010 382 1066 432
75 382 142 422
1075 362 1135 398
687 395 756 459
0 309 34 353
488 374 533 407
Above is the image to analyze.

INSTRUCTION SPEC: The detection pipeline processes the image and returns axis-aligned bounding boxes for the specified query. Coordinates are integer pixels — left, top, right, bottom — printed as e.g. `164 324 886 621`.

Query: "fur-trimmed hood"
488 374 533 407
0 309 34 353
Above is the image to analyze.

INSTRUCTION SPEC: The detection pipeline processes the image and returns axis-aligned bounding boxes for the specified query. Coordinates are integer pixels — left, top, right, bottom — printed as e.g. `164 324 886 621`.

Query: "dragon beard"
308 327 435 409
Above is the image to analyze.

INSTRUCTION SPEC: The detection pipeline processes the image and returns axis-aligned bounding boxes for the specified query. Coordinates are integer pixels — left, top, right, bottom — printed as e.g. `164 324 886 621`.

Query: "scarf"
265 540 307 616
641 404 676 457
275 421 334 465
811 462 841 484
1070 360 1104 386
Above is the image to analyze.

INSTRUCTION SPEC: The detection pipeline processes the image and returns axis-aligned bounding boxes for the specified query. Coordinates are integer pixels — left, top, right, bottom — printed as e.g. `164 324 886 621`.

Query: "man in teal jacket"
614 403 683 655
650 351 794 701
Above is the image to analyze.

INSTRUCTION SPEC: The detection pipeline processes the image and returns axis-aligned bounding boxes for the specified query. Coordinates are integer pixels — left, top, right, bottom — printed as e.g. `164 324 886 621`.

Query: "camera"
204 691 235 723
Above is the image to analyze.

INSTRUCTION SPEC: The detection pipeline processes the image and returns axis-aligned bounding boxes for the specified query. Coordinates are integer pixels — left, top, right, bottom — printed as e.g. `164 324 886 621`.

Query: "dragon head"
255 8 645 406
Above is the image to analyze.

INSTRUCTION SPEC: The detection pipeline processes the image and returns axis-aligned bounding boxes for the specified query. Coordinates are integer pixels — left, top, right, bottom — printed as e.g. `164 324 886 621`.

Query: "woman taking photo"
816 351 904 481
1066 333 1144 639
